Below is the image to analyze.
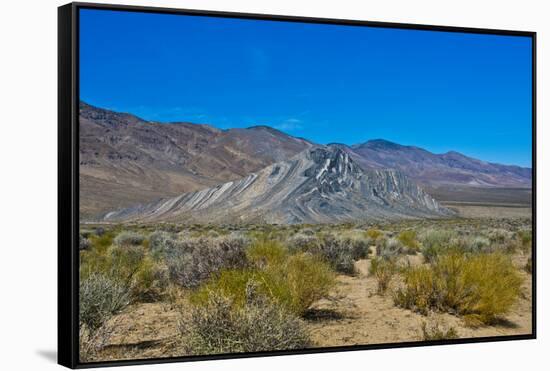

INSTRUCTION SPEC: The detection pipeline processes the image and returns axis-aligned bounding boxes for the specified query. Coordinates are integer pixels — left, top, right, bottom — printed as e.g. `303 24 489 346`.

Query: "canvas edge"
58 3 79 369
57 2 537 369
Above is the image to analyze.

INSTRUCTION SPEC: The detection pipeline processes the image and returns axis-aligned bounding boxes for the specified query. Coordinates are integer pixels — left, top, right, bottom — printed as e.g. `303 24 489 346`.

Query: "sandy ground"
443 203 532 219
307 257 532 347
97 254 532 361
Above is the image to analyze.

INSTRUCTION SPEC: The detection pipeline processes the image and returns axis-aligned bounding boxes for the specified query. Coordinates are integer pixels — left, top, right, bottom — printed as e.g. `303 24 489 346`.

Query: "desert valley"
78 102 532 362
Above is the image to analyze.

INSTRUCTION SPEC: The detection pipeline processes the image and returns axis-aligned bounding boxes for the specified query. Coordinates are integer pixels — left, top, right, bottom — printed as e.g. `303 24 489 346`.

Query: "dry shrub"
395 253 522 325
79 273 130 361
79 273 130 332
420 321 458 341
180 283 310 355
148 230 178 260
166 234 249 288
313 234 365 274
113 231 145 247
369 257 397 294
377 237 403 259
287 233 318 252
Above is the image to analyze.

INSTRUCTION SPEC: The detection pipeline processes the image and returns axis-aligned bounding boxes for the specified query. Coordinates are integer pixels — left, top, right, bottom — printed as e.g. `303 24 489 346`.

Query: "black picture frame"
58 2 537 369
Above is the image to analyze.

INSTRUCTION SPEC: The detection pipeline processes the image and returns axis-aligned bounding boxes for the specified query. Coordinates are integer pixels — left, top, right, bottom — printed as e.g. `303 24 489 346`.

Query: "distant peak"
354 139 403 150
246 125 288 135
444 150 463 156
327 142 350 148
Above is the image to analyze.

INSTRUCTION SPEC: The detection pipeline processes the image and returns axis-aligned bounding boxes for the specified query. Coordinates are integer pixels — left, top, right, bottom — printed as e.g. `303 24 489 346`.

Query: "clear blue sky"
80 9 533 167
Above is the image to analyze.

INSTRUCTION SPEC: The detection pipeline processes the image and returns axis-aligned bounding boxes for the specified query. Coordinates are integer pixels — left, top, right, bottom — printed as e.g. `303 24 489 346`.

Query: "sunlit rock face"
102 146 453 224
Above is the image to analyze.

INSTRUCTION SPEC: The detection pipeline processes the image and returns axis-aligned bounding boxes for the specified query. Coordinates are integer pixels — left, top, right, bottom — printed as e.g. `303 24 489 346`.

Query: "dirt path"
306 257 532 347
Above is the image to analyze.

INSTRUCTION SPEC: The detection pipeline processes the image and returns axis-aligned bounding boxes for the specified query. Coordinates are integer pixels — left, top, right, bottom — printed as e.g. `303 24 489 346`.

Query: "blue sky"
80 9 533 167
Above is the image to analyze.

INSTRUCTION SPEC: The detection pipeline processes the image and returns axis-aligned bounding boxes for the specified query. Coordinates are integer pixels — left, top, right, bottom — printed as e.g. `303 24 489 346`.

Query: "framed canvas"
58 2 536 368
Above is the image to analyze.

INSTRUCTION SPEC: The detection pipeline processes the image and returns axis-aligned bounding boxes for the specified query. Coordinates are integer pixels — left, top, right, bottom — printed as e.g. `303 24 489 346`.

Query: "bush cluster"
113 231 145 247
394 252 522 325
397 230 420 253
180 283 310 355
81 233 167 302
166 234 250 288
377 237 403 259
192 241 335 316
419 229 457 263
79 273 130 332
313 234 369 274
286 233 370 274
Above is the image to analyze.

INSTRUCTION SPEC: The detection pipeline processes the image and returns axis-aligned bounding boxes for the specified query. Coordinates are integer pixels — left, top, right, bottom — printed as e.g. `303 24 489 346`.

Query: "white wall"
0 0 546 369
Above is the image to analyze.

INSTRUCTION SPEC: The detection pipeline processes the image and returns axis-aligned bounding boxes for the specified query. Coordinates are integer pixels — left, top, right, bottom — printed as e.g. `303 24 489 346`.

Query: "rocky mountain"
101 147 451 224
80 103 531 219
79 102 311 217
343 139 531 188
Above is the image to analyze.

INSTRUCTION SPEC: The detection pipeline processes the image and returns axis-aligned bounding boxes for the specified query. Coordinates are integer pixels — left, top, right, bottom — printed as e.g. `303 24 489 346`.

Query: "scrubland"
79 217 533 362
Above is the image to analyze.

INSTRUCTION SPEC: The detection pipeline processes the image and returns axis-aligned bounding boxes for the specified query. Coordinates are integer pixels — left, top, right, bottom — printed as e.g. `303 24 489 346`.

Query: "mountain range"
102 146 451 224
79 102 532 222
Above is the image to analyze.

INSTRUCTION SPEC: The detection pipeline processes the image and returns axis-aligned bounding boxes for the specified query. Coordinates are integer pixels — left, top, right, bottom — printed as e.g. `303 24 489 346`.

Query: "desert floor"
97 250 532 361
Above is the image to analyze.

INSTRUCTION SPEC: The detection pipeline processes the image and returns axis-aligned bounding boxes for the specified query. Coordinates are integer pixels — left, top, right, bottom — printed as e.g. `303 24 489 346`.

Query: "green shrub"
80 238 167 302
369 257 397 294
279 253 336 314
247 239 288 268
89 230 115 253
180 284 310 355
109 245 146 283
130 256 169 301
394 253 523 324
420 229 457 263
397 230 420 252
192 251 335 316
113 231 145 247
366 228 383 240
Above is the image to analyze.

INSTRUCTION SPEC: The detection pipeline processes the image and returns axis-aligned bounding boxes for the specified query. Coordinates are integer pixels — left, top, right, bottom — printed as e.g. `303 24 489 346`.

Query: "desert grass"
79 217 531 360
